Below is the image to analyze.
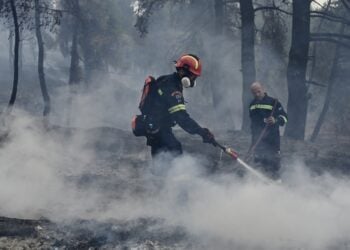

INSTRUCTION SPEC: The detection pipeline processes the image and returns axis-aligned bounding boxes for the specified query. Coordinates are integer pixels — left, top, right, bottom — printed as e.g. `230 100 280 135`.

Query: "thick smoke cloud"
1 115 350 249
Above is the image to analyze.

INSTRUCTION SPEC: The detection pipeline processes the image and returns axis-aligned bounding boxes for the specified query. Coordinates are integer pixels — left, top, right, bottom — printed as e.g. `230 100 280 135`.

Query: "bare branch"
310 14 350 26
310 10 350 24
254 5 350 26
310 37 350 50
311 32 350 40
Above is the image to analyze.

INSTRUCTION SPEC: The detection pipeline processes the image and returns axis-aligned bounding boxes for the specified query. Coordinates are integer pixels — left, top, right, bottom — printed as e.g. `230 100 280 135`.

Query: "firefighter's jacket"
249 94 288 153
149 73 204 136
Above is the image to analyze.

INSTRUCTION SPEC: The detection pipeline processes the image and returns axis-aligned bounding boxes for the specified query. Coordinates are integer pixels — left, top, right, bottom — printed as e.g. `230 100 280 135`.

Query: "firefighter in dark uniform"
249 82 288 179
146 54 216 157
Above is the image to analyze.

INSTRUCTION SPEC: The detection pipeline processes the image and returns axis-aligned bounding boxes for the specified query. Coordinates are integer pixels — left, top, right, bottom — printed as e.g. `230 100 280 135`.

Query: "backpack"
132 76 159 137
138 76 157 115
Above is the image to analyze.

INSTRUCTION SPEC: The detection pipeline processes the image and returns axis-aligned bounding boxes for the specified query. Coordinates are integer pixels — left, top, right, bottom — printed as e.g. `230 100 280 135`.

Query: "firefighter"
145 54 216 157
249 81 288 179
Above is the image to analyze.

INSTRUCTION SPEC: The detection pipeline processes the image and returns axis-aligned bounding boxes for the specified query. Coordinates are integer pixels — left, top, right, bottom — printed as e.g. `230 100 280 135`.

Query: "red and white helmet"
175 54 202 76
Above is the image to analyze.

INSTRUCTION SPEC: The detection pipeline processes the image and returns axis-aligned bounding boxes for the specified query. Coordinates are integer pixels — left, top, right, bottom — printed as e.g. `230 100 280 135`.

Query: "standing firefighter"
132 54 216 157
249 82 288 179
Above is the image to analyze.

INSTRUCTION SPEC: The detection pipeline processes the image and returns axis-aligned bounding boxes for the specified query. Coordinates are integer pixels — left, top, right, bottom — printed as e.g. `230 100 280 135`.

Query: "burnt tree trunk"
35 0 50 117
285 0 311 140
239 0 256 131
69 0 81 85
7 0 20 111
66 0 81 126
9 30 13 72
310 24 345 142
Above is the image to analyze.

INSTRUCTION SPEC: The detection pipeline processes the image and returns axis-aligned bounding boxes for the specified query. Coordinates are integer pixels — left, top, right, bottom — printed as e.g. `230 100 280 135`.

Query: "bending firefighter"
132 54 216 157
249 82 288 179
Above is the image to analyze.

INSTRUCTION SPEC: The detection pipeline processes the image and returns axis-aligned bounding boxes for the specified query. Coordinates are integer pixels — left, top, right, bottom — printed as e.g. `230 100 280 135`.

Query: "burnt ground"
0 217 191 249
0 126 349 249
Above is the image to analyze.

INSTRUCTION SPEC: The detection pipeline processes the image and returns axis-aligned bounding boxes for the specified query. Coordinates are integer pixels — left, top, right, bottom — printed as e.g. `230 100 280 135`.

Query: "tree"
58 0 122 85
34 0 50 117
239 0 256 131
68 0 81 86
1 0 60 117
284 0 311 140
310 24 345 142
59 0 83 86
5 0 20 113
308 0 332 85
78 0 121 84
1 0 33 113
210 0 226 111
59 0 82 126
309 0 350 138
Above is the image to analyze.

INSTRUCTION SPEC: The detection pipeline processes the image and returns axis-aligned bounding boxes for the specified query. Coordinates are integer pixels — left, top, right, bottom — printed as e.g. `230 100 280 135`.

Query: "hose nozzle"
225 147 238 160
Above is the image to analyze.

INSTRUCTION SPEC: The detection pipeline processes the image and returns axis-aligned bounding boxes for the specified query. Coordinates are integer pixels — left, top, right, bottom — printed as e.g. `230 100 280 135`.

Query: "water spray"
213 141 275 185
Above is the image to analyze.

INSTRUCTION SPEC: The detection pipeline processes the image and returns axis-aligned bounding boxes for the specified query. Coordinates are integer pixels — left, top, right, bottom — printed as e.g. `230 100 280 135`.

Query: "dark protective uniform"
146 73 205 156
249 93 288 177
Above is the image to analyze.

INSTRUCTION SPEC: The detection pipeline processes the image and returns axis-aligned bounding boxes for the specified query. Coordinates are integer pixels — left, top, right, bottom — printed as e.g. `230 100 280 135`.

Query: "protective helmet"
175 54 202 76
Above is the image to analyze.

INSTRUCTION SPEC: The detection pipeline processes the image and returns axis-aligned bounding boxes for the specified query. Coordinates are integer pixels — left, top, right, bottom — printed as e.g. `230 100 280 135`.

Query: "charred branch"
35 0 50 117
311 33 350 40
310 11 350 26
310 37 350 50
7 0 20 110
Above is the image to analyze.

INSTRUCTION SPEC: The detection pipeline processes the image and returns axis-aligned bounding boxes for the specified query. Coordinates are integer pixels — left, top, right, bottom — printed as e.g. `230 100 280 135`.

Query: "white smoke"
0 114 350 249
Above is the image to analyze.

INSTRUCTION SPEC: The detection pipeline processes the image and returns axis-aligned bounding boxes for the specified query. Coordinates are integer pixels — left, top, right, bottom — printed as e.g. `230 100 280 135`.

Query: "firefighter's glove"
201 128 216 145
265 116 276 126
